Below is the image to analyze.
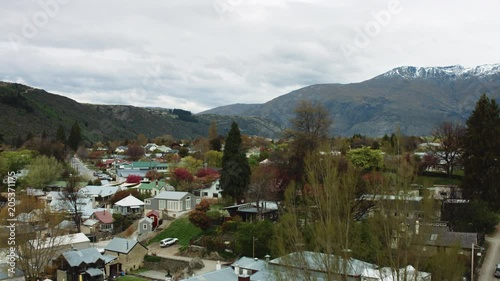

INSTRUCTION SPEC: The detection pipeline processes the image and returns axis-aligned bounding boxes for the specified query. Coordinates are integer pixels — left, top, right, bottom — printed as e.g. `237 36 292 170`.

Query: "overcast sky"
1 0 499 113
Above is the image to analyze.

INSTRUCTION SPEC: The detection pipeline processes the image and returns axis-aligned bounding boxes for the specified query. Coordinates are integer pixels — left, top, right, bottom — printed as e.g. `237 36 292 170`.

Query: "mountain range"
0 82 283 145
1 63 499 144
201 64 500 136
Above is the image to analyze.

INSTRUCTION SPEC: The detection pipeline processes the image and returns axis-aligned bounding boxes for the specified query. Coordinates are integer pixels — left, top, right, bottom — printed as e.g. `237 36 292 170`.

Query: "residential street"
478 224 500 281
70 156 96 181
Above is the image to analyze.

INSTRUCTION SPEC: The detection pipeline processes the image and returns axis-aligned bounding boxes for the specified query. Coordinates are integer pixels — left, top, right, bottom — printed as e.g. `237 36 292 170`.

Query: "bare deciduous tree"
431 121 465 176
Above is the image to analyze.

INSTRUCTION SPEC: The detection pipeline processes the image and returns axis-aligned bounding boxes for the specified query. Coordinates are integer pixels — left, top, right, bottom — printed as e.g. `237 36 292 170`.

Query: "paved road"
70 156 96 181
478 224 500 281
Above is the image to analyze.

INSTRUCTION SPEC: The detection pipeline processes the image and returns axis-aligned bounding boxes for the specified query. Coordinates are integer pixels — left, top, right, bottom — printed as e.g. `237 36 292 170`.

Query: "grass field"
414 171 463 186
147 216 202 246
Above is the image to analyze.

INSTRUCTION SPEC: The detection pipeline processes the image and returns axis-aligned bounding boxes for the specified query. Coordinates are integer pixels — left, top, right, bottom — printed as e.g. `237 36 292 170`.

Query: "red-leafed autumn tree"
174 168 194 182
189 199 211 230
126 174 142 183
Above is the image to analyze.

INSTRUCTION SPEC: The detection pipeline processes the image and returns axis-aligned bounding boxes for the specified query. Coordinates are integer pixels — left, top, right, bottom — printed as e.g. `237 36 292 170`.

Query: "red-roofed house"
90 210 114 232
146 210 160 228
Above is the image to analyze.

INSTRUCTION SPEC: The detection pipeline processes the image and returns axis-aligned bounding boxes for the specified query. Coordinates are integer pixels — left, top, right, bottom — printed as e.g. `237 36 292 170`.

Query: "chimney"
265 254 270 262
234 264 240 275
216 261 221 271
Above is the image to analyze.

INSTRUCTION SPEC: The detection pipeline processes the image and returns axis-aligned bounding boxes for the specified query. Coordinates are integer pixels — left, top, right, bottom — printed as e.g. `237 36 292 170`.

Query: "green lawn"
148 217 203 246
415 171 463 186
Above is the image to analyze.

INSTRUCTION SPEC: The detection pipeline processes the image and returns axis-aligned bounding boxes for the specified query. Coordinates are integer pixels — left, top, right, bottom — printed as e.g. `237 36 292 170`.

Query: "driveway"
147 242 220 275
478 224 500 281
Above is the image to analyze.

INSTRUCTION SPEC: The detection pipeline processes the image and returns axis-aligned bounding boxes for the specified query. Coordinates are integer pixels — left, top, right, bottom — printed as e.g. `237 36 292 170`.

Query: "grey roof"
421 226 477 249
62 248 115 267
85 268 104 277
231 257 266 271
154 191 190 200
180 267 236 281
105 237 145 254
269 252 431 280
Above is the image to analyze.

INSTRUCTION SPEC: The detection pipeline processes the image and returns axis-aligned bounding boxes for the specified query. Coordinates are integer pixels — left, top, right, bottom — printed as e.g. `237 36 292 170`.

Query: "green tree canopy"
346 146 384 171
220 121 251 203
25 155 64 189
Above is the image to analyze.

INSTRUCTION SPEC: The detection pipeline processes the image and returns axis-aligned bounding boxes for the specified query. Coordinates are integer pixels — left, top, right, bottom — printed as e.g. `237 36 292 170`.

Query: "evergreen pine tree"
67 121 82 151
220 121 251 204
462 94 500 209
56 125 66 143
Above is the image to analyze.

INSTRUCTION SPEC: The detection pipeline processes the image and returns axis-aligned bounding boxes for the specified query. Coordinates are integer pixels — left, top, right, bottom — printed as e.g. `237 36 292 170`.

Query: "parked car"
160 238 178 247
495 263 500 278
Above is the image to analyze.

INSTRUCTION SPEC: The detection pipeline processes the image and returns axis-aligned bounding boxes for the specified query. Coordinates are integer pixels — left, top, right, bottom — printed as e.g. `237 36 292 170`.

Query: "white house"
113 195 144 216
193 179 222 199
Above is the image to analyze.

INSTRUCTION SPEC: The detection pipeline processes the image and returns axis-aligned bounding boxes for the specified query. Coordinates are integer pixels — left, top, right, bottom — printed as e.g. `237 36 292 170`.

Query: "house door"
186 197 191 210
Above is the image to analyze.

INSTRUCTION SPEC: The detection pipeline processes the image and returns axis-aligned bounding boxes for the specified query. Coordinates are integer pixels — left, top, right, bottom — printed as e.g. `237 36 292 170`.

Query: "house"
144 191 200 218
79 185 121 207
145 210 160 228
193 179 222 199
180 256 267 281
144 143 158 152
117 161 168 175
30 232 91 252
138 217 153 234
268 251 431 281
416 222 479 257
104 238 148 274
44 192 95 220
223 201 279 222
113 195 144 216
114 146 128 154
83 210 114 235
55 247 116 281
180 253 431 281
137 180 172 197
25 233 91 274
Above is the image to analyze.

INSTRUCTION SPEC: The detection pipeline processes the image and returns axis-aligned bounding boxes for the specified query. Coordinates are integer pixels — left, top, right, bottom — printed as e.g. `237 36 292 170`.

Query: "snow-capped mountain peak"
378 63 500 80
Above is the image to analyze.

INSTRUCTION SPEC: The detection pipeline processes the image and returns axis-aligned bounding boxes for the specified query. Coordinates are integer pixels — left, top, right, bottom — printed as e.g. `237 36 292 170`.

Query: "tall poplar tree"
462 94 500 209
220 121 250 204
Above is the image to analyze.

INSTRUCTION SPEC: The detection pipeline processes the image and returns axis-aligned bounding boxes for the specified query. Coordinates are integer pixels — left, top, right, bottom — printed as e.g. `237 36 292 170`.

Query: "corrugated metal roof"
105 237 145 254
154 191 190 200
62 248 112 267
181 267 236 281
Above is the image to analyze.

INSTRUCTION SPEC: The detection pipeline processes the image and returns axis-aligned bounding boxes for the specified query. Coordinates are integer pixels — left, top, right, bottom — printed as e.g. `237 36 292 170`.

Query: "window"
430 234 438 241
145 199 151 205
143 223 147 230
159 200 166 210
167 201 179 210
